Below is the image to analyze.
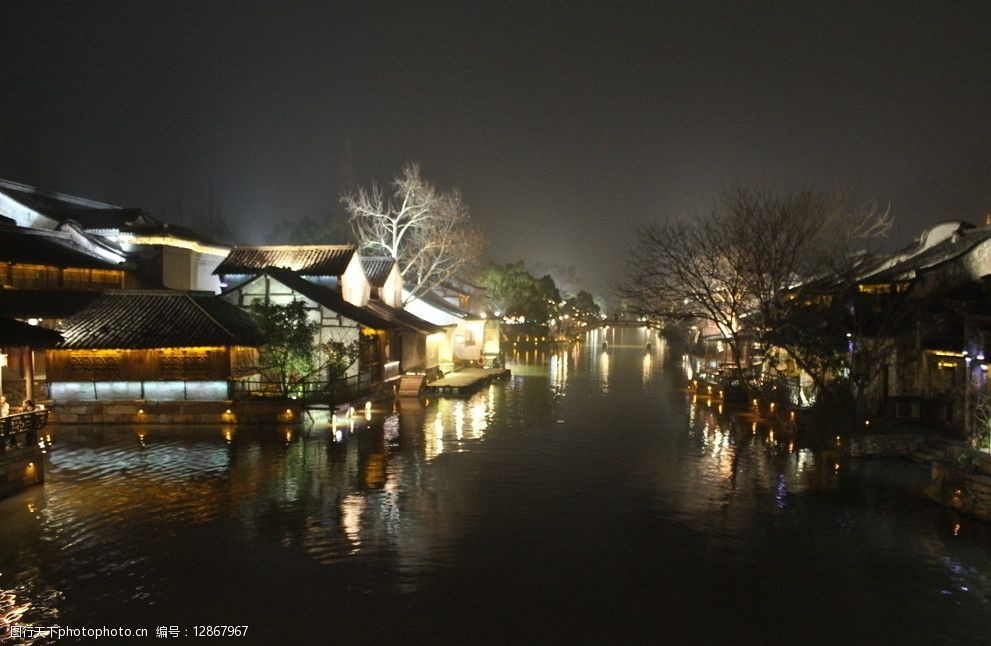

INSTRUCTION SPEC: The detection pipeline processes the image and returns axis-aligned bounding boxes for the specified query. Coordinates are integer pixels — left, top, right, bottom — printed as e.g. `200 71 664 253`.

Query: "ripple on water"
0 335 988 641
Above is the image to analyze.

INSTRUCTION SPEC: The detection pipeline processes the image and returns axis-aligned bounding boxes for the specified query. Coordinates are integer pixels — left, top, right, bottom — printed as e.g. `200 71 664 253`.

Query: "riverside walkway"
426 367 511 396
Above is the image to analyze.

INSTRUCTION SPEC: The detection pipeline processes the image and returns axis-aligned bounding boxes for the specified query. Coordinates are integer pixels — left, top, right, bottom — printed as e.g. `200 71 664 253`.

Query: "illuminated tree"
343 163 483 303
248 300 365 398
477 262 561 323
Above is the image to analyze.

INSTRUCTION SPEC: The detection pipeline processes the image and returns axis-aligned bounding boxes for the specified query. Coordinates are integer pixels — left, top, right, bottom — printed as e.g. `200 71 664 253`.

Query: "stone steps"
397 375 425 398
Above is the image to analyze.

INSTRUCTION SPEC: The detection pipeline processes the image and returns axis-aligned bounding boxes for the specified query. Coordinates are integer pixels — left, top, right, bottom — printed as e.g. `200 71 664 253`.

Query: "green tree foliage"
477 262 562 322
248 300 365 397
562 290 602 324
250 300 318 397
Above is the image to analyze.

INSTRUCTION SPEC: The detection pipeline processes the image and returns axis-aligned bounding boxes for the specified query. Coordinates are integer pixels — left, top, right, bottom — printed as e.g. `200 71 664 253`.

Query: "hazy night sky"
1 1 990 298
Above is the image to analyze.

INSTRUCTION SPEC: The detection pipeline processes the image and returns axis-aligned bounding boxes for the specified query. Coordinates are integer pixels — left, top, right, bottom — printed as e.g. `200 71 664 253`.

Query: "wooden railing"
231 373 374 406
1 410 49 453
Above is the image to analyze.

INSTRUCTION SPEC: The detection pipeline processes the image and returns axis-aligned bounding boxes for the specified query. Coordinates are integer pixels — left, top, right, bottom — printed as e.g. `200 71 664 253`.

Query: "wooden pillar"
21 346 34 401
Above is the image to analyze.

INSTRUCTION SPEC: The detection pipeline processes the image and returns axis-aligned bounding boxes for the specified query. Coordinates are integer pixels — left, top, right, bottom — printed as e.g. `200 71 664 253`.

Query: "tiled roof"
363 297 447 335
0 178 145 226
441 276 485 295
0 289 101 318
262 267 394 330
360 257 396 287
409 288 473 319
0 225 123 270
215 245 355 276
56 291 259 349
0 317 64 347
859 224 991 284
118 221 232 248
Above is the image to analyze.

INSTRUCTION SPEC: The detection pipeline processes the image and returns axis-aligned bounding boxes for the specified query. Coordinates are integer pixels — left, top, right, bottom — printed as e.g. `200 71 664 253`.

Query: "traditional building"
404 288 500 367
0 178 230 292
360 256 404 308
0 317 64 404
215 245 372 306
46 291 258 402
434 277 488 317
220 267 396 388
0 221 130 291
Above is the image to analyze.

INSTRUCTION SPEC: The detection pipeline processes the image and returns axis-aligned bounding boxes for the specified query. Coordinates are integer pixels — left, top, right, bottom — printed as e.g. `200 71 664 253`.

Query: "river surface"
2 328 990 643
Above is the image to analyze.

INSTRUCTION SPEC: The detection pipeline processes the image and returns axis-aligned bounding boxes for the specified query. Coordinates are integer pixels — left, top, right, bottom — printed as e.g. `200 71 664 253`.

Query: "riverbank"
47 399 306 425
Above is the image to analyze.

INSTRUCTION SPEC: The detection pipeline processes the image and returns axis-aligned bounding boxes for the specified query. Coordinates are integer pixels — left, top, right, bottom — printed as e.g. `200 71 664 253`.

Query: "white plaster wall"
381 264 404 307
454 319 486 361
341 255 371 306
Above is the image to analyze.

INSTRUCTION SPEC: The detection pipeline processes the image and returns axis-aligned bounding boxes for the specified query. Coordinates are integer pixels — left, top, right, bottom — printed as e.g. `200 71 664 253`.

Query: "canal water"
2 328 990 643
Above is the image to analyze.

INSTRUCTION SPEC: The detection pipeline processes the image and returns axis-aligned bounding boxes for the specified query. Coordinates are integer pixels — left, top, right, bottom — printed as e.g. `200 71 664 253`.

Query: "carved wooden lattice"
160 354 209 379
69 355 121 376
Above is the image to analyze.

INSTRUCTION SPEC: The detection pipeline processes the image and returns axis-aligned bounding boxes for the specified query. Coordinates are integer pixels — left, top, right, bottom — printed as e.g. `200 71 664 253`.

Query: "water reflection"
0 330 989 643
598 349 610 393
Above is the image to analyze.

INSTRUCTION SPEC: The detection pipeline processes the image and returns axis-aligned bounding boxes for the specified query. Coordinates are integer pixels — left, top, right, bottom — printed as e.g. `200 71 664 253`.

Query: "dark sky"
1 2 990 298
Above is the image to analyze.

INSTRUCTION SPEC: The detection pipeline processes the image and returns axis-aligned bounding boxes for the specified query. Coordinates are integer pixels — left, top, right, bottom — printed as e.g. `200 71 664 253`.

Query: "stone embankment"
844 433 929 458
48 400 305 425
842 431 991 521
929 451 991 521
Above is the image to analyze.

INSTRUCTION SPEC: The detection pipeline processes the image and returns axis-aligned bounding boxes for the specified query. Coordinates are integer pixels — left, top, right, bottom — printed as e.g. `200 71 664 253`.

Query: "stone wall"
47 400 305 426
0 447 44 498
845 433 928 458
930 456 991 520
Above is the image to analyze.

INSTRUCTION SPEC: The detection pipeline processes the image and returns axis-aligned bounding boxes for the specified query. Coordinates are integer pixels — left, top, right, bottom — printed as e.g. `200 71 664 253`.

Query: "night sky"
1 2 990 298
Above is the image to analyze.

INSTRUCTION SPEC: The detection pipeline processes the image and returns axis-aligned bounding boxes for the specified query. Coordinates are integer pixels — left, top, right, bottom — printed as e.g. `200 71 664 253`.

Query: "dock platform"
426 367 511 396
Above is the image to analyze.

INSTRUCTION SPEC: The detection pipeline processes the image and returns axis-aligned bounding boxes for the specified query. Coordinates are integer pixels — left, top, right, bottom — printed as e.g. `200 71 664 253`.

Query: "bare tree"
622 187 895 402
622 213 754 384
342 163 483 303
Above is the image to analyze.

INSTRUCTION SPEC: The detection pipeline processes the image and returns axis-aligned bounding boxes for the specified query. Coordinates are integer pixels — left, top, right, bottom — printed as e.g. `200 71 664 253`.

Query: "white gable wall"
341 254 371 306
161 246 225 293
380 264 404 307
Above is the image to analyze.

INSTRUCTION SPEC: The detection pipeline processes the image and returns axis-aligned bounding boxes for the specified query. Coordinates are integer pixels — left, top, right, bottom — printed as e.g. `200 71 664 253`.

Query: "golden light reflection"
470 398 487 438
599 350 610 393
549 350 568 394
641 351 653 385
340 493 365 553
423 415 445 460
454 401 465 440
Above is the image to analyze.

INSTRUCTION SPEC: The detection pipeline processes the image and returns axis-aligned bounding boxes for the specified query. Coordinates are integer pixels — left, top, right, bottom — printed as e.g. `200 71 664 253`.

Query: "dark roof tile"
0 289 101 318
360 257 396 287
215 245 355 276
260 267 394 330
0 225 123 270
56 291 258 349
0 317 64 347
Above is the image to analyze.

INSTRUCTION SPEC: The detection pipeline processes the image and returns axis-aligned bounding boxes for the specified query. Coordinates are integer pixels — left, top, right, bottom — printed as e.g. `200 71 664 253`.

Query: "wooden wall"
47 347 232 381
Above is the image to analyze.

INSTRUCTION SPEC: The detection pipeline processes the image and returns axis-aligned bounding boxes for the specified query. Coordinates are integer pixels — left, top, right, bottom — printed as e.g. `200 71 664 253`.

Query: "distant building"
404 288 500 367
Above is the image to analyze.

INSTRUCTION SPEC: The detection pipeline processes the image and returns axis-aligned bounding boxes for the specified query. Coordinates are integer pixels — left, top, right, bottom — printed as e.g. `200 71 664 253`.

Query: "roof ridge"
0 178 127 210
183 293 238 341
230 243 355 250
